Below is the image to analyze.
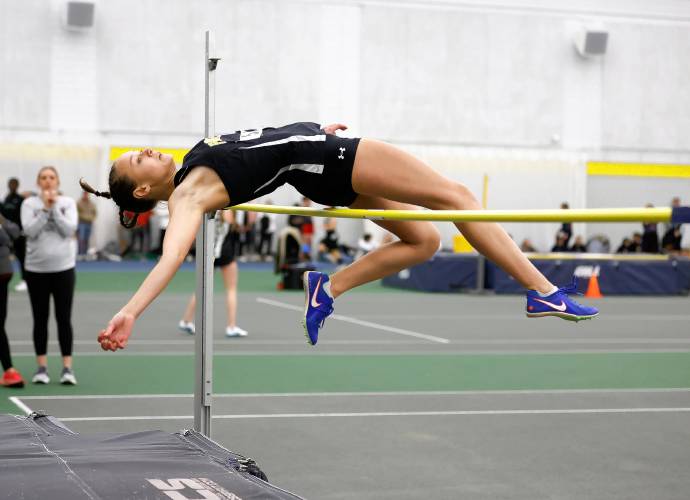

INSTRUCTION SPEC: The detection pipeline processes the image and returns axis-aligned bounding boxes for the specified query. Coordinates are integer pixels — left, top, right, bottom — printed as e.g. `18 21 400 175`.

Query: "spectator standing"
2 178 28 291
238 210 257 260
559 202 572 247
21 167 78 385
661 227 682 253
0 213 24 387
641 203 659 253
257 202 277 261
298 197 314 257
519 238 537 253
179 210 247 337
152 202 169 255
318 218 342 264
76 191 97 259
662 197 683 252
123 209 152 257
287 204 306 231
551 231 570 252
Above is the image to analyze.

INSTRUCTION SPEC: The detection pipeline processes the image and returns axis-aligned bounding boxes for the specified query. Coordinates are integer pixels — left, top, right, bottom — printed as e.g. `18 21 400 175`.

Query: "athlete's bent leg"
329 195 440 298
350 139 553 294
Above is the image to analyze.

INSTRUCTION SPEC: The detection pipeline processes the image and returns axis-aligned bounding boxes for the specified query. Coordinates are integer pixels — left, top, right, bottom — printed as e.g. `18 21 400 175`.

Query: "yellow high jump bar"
232 204 689 224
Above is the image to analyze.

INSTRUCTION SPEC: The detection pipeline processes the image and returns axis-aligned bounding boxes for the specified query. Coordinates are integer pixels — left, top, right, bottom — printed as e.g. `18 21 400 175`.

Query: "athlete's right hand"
98 311 135 351
322 123 347 135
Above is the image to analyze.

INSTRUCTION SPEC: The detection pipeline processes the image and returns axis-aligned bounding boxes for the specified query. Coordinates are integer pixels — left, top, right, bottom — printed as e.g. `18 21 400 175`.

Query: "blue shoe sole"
302 272 316 346
526 311 599 322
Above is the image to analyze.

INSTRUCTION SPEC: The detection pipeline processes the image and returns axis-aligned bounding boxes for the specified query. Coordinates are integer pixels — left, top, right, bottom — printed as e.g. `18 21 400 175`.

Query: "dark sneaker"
60 368 77 385
526 279 599 322
32 366 50 384
302 271 334 345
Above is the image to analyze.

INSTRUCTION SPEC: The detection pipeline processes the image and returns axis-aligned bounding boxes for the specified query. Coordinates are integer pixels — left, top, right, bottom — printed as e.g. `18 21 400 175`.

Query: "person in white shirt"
21 167 78 385
178 210 248 338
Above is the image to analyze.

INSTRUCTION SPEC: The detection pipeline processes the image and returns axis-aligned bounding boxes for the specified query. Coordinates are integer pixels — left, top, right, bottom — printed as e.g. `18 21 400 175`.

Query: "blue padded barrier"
382 252 690 296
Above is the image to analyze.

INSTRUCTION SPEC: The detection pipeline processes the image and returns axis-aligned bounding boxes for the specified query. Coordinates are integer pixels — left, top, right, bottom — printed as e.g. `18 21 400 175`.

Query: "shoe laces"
557 278 585 305
317 305 334 328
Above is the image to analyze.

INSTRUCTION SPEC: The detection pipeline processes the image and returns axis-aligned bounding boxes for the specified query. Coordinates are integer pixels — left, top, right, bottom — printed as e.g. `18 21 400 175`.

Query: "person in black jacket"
1 178 28 292
0 211 24 387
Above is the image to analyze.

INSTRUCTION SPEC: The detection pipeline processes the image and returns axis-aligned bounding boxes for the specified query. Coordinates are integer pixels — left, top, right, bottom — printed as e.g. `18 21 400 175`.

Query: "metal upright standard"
194 30 219 437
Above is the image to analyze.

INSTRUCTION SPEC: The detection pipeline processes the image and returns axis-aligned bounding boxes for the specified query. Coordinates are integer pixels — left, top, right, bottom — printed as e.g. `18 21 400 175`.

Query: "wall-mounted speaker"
574 27 608 57
64 1 95 30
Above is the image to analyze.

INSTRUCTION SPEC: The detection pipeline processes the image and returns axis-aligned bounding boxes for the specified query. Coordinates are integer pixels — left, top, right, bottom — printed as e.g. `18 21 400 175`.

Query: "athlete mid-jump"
81 122 597 351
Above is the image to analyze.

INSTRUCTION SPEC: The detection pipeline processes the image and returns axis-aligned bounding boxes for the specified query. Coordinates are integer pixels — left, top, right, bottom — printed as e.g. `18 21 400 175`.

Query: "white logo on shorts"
338 147 346 160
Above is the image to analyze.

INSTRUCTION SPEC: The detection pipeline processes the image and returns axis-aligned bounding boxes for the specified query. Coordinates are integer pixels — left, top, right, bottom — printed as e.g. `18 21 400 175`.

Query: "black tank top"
174 122 325 206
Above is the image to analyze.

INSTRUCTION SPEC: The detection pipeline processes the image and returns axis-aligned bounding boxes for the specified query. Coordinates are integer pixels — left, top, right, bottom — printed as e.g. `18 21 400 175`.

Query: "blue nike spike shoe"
302 271 334 345
526 279 599 322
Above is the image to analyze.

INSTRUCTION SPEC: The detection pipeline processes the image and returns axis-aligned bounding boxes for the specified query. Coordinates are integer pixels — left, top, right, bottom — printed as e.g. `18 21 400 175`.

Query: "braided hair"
79 163 157 229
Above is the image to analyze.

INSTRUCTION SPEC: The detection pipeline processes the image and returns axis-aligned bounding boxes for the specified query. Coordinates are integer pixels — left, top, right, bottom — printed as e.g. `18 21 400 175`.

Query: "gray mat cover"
0 413 304 500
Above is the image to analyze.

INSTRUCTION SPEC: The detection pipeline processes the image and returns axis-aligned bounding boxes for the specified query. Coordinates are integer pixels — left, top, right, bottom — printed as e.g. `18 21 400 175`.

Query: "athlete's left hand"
322 123 347 135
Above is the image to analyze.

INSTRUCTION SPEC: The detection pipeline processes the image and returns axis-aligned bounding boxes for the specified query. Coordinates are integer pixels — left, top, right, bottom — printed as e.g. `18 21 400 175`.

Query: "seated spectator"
520 238 537 252
616 237 634 253
586 234 610 253
318 218 342 264
661 227 682 253
629 232 642 253
551 231 569 252
570 235 587 253
356 233 376 259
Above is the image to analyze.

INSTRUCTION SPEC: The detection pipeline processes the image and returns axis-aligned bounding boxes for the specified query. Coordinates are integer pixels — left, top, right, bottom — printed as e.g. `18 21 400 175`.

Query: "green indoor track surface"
3 352 690 414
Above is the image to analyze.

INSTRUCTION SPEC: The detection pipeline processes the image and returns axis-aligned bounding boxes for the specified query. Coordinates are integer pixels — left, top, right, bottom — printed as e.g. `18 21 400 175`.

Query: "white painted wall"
0 0 689 252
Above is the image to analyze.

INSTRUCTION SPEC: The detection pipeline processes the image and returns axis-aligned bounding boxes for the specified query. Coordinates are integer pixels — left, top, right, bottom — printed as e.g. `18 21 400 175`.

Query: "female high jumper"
81 122 597 351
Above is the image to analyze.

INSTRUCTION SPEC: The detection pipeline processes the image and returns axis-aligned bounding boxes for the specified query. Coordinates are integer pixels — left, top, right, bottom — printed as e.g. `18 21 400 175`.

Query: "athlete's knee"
413 225 441 261
434 182 481 210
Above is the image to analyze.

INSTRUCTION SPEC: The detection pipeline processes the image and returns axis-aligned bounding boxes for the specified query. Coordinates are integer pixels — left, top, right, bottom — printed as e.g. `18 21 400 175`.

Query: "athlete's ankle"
326 276 344 299
535 284 558 297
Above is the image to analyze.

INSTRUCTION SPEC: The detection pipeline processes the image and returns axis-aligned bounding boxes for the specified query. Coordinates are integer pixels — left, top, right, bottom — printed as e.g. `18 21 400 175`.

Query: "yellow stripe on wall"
109 146 190 165
587 161 690 178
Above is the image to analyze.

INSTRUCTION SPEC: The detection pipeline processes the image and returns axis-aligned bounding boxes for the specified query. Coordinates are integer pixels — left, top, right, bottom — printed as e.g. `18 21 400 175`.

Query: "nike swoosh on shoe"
533 298 567 312
311 276 323 308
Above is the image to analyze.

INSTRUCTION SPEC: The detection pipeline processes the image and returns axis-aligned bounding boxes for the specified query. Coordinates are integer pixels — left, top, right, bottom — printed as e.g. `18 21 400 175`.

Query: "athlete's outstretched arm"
98 192 204 351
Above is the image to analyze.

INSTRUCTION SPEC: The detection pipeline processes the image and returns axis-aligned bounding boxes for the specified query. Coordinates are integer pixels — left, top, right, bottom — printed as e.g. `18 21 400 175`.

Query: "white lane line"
8 339 426 346
9 397 33 415
10 349 690 358
20 387 690 400
257 297 450 344
9 338 690 346
57 407 690 422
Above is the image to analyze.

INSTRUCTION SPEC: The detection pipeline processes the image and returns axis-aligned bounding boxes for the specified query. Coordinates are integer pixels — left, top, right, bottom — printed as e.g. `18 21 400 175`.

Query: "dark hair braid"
79 162 157 229
79 177 112 199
